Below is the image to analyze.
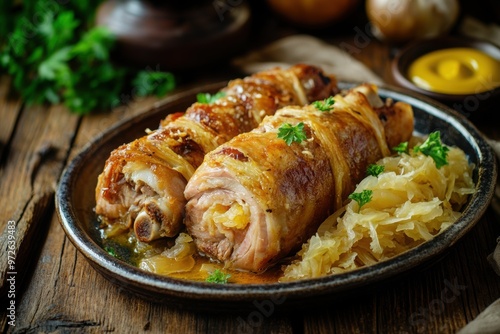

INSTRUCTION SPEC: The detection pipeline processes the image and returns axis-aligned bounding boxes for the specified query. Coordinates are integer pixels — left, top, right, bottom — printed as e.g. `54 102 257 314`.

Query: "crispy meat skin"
95 64 338 242
184 85 415 272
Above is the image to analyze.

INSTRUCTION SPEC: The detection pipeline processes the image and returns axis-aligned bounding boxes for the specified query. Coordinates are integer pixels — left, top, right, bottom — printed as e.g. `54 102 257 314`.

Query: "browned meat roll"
95 64 338 242
183 84 414 272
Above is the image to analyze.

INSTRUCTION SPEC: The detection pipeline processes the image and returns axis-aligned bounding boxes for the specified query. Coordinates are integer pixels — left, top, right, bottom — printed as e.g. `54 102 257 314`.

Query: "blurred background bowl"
96 0 252 72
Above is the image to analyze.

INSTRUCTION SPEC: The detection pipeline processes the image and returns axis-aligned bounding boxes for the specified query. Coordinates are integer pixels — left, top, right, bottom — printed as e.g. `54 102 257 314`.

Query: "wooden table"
1 9 500 334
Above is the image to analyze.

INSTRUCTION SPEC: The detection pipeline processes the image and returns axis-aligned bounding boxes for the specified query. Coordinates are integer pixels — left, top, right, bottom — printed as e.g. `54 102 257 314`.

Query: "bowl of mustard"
392 36 500 116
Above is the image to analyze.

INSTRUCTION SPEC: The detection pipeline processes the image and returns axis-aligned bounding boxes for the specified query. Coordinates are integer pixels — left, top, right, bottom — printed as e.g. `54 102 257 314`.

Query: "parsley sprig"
133 71 176 98
413 131 449 168
312 96 335 112
197 91 226 104
367 164 384 177
277 122 307 145
392 142 409 154
206 269 231 284
348 189 373 212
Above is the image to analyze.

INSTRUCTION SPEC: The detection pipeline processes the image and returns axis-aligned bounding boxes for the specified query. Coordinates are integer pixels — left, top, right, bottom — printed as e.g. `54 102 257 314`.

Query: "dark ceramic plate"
56 82 497 312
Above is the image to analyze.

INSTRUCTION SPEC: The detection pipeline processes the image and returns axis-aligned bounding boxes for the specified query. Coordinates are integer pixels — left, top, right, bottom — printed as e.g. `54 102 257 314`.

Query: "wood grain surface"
1 9 500 333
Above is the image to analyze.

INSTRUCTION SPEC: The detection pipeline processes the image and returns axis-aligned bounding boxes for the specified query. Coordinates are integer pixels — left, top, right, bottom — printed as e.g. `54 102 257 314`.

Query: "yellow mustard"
408 47 500 94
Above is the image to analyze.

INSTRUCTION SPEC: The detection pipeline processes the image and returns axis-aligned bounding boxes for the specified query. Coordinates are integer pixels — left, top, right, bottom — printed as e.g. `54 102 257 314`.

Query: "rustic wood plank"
66 95 161 158
0 102 81 333
0 102 78 229
0 102 80 294
455 209 500 317
303 296 377 334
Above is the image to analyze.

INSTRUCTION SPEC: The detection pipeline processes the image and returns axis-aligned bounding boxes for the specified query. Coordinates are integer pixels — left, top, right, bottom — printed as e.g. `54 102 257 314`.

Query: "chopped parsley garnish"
413 131 449 168
277 122 307 145
133 71 176 97
312 96 335 112
206 269 231 284
392 142 409 154
348 189 373 212
105 246 117 258
367 164 384 177
196 91 226 104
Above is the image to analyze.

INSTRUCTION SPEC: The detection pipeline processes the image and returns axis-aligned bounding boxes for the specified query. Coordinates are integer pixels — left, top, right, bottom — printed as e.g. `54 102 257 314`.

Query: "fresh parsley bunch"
0 0 175 114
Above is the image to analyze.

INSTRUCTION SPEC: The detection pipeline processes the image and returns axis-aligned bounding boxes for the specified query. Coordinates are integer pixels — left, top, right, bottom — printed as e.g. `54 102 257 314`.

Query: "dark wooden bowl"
95 0 252 72
391 36 500 117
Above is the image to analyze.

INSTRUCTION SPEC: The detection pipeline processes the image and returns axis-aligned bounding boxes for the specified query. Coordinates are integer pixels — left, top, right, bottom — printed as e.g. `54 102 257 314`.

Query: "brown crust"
184 86 415 272
96 64 339 241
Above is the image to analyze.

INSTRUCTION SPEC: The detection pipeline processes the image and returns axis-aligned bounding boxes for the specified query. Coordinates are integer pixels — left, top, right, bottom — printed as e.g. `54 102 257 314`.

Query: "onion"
366 0 460 43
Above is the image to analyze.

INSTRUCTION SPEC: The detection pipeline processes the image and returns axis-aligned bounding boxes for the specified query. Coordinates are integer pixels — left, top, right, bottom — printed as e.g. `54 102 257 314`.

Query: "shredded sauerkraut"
280 144 476 281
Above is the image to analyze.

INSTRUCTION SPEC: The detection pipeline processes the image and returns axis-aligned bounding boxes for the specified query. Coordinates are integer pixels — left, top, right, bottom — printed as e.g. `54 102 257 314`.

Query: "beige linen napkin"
232 29 500 332
459 16 500 47
232 34 384 84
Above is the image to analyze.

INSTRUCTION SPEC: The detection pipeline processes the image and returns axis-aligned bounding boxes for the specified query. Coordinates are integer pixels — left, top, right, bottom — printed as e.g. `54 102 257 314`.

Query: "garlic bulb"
366 0 460 43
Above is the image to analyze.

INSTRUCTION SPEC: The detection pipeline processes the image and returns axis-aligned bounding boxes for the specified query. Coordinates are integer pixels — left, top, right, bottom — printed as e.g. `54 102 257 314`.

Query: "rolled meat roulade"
95 64 338 242
184 84 414 272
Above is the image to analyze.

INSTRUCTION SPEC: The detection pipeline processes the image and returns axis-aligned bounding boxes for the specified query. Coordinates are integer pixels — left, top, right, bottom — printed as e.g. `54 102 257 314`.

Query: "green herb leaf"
70 26 115 60
277 122 307 145
196 91 226 104
367 164 384 177
392 142 408 154
413 131 449 168
206 269 231 284
42 11 80 53
348 189 373 212
312 96 335 112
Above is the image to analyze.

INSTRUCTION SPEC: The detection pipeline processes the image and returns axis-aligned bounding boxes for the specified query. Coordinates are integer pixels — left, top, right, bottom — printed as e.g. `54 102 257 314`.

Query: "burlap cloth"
232 18 500 333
